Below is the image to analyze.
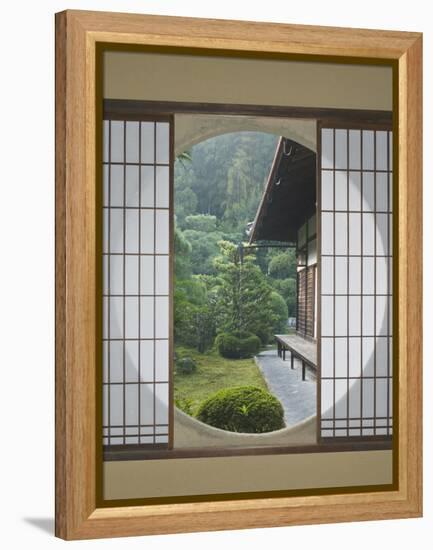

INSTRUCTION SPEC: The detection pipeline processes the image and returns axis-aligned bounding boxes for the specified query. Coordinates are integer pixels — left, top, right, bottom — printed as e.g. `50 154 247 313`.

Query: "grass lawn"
174 346 268 416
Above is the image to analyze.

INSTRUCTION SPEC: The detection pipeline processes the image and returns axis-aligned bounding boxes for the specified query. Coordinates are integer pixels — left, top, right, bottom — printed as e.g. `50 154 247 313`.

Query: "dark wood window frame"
102 99 393 461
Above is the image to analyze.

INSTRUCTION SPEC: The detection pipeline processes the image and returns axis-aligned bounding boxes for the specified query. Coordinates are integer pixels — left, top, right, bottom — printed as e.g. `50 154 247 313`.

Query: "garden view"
174 132 297 433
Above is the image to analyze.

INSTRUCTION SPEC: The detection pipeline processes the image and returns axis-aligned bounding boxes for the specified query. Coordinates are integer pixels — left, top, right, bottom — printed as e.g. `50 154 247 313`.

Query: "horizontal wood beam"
103 99 393 126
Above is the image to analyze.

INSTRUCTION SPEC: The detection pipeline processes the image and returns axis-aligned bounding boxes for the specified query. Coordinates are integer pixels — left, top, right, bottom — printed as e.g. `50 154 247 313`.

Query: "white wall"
0 1 430 549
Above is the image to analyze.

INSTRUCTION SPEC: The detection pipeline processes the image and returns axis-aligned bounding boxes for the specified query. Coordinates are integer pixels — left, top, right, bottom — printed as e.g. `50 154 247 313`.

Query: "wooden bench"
275 334 317 381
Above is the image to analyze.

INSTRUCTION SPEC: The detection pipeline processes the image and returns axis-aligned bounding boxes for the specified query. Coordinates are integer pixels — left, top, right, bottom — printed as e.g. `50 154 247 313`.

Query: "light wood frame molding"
55 9 422 540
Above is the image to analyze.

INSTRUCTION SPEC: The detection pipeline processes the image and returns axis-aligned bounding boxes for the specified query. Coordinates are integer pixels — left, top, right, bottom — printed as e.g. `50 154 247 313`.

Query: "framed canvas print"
55 10 422 540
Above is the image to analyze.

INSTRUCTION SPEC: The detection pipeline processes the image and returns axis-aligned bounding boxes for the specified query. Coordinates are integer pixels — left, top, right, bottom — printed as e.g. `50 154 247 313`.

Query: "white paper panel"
155 296 169 338
155 210 169 254
321 338 334 378
334 379 348 419
110 164 124 207
110 121 124 163
140 255 154 295
335 171 347 210
348 337 361 377
362 257 375 295
125 210 139 254
155 340 169 382
348 213 361 255
103 120 109 163
125 384 139 425
321 129 334 169
110 210 123 253
349 130 361 169
376 131 388 171
321 296 334 337
335 130 347 170
334 213 347 255
125 165 139 207
335 338 347 377
362 213 375 255
362 130 374 170
140 384 154 425
348 295 361 336
362 337 375 376
335 257 347 294
125 340 139 382
140 340 154 382
376 213 389 256
109 297 123 339
376 172 388 212
156 166 170 208
109 341 123 383
321 212 333 255
156 123 170 164
376 336 388 377
109 254 123 295
362 295 375 336
321 379 334 418
125 255 139 295
125 121 139 163
110 385 123 426
155 383 169 424
140 210 154 254
140 122 154 164
334 296 347 336
348 171 361 211
321 170 334 210
140 297 154 339
348 256 361 294
362 172 375 212
321 256 333 295
155 255 169 295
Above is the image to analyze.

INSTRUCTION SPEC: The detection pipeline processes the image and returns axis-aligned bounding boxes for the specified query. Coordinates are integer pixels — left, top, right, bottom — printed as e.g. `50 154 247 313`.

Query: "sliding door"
319 125 393 440
102 116 173 448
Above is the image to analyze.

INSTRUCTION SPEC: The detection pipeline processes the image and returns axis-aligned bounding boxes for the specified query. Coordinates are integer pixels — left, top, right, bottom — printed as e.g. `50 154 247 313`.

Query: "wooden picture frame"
55 9 422 540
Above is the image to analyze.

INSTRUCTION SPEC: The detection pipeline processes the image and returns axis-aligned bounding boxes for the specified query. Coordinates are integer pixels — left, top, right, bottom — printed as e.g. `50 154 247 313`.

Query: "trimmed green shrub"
176 356 197 375
175 397 195 415
215 332 260 359
196 386 285 433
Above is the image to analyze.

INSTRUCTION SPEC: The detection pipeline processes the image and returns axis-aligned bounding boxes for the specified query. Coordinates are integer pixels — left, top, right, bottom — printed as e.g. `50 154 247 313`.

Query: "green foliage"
269 291 288 332
268 250 297 279
196 386 285 433
271 277 297 317
185 214 217 233
174 227 192 279
182 229 223 275
174 347 268 416
175 397 195 415
176 356 197 375
215 332 261 359
174 292 216 353
212 240 275 340
174 132 278 225
176 278 207 306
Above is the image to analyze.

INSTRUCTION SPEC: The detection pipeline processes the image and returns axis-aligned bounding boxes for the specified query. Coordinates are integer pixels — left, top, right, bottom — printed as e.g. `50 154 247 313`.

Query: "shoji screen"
319 126 393 440
102 117 173 448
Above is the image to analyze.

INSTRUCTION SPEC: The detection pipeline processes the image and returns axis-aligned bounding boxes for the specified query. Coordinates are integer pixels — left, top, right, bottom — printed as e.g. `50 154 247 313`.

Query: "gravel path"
255 348 316 427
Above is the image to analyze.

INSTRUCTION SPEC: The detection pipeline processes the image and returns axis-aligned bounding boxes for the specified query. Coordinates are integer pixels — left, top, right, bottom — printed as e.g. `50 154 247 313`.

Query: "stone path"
255 348 316 427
